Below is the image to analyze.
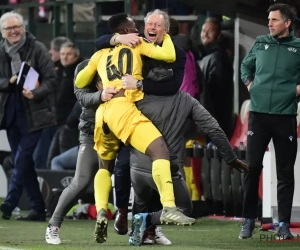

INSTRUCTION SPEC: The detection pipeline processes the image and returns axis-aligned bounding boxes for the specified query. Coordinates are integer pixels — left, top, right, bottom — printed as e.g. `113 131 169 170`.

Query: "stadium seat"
210 152 222 202
191 157 202 196
258 172 263 200
230 100 250 204
297 102 300 137
229 114 242 148
221 159 233 214
296 102 300 127
201 148 213 201
240 100 250 125
230 100 250 148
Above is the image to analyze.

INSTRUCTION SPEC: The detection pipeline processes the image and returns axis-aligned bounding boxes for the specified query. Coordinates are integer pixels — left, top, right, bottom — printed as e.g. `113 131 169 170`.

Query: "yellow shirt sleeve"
75 51 100 88
138 34 176 62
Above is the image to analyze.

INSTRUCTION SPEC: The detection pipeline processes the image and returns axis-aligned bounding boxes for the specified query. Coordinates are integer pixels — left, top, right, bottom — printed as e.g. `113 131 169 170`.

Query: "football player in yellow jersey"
75 13 195 243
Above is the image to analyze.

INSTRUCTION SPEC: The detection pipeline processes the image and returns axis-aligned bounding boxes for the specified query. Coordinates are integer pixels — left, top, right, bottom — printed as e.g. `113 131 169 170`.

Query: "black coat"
55 58 82 125
0 32 56 132
198 39 234 137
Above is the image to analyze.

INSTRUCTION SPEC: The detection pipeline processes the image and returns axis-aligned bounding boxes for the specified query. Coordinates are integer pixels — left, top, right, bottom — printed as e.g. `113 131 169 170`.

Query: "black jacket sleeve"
95 34 114 50
190 98 237 164
31 41 57 99
204 52 227 92
94 33 144 50
142 45 186 96
66 101 82 129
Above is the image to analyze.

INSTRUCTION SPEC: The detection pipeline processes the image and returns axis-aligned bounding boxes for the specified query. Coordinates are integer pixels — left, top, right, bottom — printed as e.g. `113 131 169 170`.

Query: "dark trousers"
5 119 45 213
114 144 131 209
33 125 57 169
131 169 193 224
243 112 297 223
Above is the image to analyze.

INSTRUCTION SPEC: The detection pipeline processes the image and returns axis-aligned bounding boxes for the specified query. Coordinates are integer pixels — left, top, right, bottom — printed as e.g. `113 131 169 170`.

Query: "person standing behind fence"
239 3 300 240
0 11 57 221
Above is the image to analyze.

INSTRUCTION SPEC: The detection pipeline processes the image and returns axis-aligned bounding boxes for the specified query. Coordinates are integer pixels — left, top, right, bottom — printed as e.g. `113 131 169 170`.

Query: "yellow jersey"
75 34 176 102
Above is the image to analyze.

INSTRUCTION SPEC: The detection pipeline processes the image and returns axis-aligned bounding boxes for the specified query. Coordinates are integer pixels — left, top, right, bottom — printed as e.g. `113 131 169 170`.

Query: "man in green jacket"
239 3 300 240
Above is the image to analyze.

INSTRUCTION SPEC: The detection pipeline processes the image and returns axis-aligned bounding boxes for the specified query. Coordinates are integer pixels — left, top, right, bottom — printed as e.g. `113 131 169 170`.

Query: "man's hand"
116 33 141 48
228 159 249 174
296 85 300 96
247 82 252 92
10 75 18 84
101 87 119 102
122 74 138 90
22 88 34 99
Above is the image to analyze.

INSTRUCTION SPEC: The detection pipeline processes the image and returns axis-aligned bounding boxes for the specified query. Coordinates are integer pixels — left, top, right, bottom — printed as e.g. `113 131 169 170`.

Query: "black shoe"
16 210 46 222
0 202 12 220
239 219 255 239
114 208 128 235
277 223 294 240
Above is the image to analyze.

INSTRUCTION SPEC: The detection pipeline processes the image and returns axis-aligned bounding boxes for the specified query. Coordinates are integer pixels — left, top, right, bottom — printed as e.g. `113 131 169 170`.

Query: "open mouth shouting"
147 31 157 42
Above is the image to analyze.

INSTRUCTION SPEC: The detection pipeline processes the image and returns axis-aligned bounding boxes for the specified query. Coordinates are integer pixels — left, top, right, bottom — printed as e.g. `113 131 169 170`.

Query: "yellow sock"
94 169 112 212
184 166 192 195
152 159 175 207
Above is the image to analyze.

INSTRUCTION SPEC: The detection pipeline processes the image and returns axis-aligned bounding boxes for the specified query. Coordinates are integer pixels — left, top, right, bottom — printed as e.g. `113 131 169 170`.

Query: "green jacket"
241 31 300 115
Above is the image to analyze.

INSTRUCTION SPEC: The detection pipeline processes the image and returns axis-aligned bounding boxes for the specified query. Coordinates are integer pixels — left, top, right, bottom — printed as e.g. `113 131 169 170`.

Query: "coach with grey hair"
94 9 187 239
0 11 56 221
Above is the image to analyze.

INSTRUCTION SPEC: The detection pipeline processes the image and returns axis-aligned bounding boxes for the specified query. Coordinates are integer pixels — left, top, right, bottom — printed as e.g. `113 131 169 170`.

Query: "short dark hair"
169 18 179 36
108 13 130 33
204 17 221 34
268 3 297 28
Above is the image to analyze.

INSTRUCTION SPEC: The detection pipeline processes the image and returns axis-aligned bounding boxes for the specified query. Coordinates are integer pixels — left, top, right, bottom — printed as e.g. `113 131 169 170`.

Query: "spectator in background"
50 101 81 171
0 11 56 221
46 42 82 168
33 37 71 169
198 17 234 138
169 17 201 99
49 36 71 79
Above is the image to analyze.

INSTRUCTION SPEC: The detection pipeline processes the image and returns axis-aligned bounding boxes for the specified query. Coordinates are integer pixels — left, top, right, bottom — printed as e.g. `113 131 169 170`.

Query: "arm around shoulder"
142 34 176 62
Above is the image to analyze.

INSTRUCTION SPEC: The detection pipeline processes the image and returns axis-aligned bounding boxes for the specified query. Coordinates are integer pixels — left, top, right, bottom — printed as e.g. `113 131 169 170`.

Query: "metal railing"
0 0 198 40
0 0 132 40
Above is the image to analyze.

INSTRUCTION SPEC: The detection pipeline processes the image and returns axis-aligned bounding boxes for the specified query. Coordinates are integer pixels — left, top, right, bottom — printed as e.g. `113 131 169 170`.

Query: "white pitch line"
160 228 236 232
0 246 23 250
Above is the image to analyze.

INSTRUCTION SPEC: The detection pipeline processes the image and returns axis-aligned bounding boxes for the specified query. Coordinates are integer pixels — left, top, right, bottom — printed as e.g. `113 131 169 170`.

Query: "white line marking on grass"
161 228 236 232
0 246 23 250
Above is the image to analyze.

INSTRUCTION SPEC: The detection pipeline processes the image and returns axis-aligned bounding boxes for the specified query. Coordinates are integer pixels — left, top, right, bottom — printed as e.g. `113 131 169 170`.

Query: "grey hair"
0 12 25 34
50 36 71 52
144 9 170 31
60 42 80 57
